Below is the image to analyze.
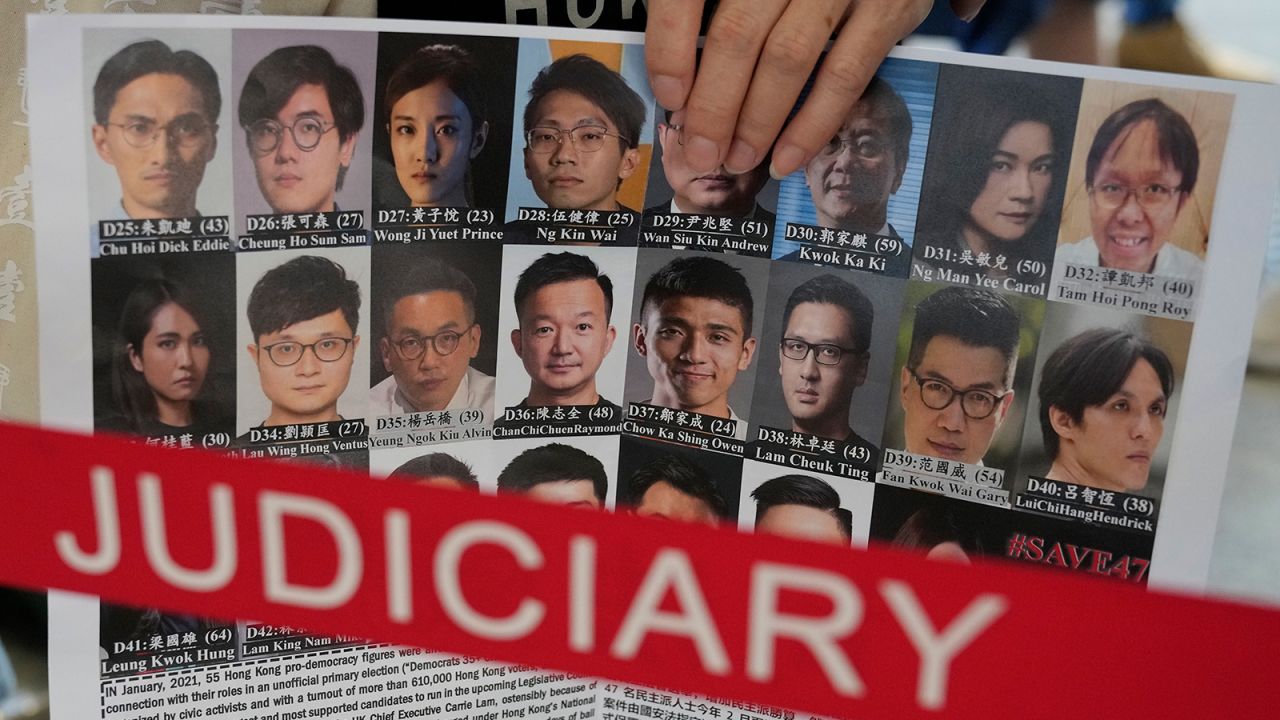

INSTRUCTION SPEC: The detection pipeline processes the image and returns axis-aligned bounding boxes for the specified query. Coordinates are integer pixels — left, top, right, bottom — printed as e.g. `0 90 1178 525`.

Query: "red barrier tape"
2 420 1277 719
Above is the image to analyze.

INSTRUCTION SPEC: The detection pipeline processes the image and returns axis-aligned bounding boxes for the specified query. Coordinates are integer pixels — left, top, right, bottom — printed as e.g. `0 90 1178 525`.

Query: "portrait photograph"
1013 300 1191 501
90 253 236 442
910 66 1082 297
1052 80 1233 281
503 37 656 218
493 244 637 413
738 459 874 547
235 246 371 435
747 261 907 451
372 32 518 213
84 29 235 235
623 249 773 428
231 29 377 230
369 242 501 419
770 56 939 263
880 280 1046 476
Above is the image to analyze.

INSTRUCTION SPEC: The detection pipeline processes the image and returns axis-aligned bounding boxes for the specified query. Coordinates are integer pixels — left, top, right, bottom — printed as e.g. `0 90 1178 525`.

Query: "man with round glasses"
370 258 494 416
520 54 645 214
899 285 1020 466
1056 98 1202 278
245 255 361 428
802 76 911 237
92 39 220 220
777 274 875 447
238 45 364 215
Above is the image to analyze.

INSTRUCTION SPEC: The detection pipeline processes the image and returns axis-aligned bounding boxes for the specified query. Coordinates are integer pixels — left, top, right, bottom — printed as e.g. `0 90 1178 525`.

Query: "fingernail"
769 144 806 180
961 9 980 22
685 134 721 173
724 139 759 175
650 74 685 108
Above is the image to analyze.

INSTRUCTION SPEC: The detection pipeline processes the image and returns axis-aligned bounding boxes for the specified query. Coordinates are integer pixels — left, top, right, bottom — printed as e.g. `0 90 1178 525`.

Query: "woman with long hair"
107 278 219 436
916 73 1076 285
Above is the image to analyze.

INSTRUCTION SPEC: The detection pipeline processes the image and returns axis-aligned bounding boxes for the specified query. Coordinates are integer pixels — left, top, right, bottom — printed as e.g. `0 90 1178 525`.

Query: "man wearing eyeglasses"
1055 98 1202 279
777 274 875 448
238 45 364 215
521 54 645 214
91 40 220 220
803 76 911 237
370 259 494 417
245 255 361 428
899 286 1020 466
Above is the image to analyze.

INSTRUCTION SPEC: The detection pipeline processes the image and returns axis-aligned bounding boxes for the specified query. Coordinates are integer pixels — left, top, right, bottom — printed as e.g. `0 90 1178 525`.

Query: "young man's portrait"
895 285 1023 467
748 473 853 547
504 41 655 220
498 247 635 411
1053 83 1231 282
370 246 497 418
496 441 611 509
617 437 742 526
629 253 769 428
233 31 375 220
237 249 368 432
87 33 228 222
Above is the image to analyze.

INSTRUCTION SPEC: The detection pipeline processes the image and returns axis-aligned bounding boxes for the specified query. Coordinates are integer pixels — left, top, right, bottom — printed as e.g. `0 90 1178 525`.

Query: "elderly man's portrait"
642 108 775 223
912 67 1081 294
369 243 499 419
494 245 636 413
1016 303 1190 500
505 40 655 220
882 283 1041 471
373 34 517 211
625 252 771 433
748 263 904 452
770 58 936 266
85 31 233 228
236 248 369 435
1053 82 1231 282
617 436 741 526
232 31 375 222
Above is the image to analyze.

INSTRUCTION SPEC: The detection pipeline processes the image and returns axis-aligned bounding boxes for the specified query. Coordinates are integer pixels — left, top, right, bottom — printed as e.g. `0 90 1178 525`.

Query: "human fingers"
645 0 708 113
721 0 850 174
769 0 932 178
950 0 988 23
677 0 792 173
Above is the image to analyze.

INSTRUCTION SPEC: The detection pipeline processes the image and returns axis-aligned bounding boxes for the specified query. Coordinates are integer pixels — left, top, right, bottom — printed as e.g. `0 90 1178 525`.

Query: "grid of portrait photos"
85 26 1231 675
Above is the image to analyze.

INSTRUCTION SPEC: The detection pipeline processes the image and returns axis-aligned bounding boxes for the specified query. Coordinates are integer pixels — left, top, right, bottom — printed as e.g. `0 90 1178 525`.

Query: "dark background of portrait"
770 57 939 258
1012 301 1192 501
231 29 378 233
369 242 502 387
747 262 906 445
867 483 1155 573
911 66 1082 289
90 254 237 433
623 249 773 422
640 105 780 215
616 435 743 521
372 32 518 212
879 280 1047 481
